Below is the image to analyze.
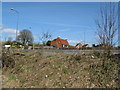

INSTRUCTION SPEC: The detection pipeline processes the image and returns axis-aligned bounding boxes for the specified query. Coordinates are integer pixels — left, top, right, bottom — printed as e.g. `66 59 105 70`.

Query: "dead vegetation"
2 51 119 88
2 52 15 68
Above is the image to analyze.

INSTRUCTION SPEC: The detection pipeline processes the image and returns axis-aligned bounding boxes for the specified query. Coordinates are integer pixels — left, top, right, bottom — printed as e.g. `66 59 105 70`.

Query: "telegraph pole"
11 8 19 41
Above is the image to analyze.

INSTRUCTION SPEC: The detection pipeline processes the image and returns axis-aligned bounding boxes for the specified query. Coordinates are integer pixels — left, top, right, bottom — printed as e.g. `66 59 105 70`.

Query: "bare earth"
2 51 119 88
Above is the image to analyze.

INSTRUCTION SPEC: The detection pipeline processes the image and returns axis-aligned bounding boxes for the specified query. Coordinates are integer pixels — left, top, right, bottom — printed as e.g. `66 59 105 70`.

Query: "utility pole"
11 8 19 41
29 27 34 50
84 31 86 45
84 31 86 50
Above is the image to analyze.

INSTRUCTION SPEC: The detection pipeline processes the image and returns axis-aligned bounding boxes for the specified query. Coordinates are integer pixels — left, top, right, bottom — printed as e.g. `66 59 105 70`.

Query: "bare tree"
41 32 52 45
94 4 119 88
95 3 117 48
95 3 118 71
17 29 34 45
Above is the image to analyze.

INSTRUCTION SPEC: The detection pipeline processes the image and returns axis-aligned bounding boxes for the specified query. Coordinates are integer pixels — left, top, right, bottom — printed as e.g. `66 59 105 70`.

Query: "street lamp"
11 8 19 41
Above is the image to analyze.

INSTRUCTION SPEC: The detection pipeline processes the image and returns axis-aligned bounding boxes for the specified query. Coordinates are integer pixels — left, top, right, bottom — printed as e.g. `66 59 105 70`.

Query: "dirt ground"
2 51 119 88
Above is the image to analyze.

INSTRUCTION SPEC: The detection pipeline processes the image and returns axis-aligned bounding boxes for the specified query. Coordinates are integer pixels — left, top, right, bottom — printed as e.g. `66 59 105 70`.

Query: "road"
9 49 120 54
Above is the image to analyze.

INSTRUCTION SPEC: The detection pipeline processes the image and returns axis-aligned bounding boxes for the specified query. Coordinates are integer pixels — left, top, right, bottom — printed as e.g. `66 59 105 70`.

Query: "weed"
63 68 69 74
56 60 62 66
47 55 53 58
53 82 61 86
84 67 89 71
20 79 26 84
23 66 32 72
9 74 17 80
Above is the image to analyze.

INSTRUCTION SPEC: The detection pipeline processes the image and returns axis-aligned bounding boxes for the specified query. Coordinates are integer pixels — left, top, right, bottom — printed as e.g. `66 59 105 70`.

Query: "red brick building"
51 37 69 48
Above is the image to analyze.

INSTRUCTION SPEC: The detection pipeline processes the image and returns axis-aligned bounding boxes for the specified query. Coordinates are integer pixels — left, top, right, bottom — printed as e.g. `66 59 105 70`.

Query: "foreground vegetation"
2 51 119 88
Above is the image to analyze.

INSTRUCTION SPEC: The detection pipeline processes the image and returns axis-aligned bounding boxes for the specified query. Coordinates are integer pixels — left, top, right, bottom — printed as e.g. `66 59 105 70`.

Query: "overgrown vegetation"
2 51 119 88
2 52 15 68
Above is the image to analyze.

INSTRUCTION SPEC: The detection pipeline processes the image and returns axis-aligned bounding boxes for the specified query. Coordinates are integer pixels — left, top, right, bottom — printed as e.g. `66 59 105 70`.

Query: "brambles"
2 52 15 68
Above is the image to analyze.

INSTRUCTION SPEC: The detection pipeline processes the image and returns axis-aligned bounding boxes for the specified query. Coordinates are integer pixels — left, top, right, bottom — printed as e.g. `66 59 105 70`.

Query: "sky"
118 2 120 46
2 2 118 46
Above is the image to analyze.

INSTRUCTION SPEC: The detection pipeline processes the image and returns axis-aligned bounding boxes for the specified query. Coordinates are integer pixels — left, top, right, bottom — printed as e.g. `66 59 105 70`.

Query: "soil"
2 51 119 88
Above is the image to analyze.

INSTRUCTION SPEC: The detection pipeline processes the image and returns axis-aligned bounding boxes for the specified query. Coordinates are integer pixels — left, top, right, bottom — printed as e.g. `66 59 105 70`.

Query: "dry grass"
2 51 119 88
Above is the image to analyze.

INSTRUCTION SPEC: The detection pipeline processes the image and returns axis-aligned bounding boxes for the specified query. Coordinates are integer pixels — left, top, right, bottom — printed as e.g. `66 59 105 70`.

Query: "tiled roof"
51 37 69 47
56 38 69 45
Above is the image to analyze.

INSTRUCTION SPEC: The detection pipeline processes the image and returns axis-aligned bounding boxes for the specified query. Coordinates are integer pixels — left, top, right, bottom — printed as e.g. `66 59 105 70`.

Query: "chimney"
65 38 67 41
58 36 60 38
